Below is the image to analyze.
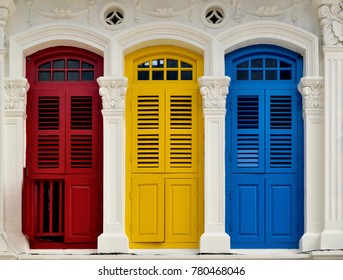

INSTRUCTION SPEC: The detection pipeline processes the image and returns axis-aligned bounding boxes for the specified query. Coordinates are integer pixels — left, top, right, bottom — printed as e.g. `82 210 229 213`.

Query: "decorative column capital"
198 76 230 110
4 78 29 111
298 77 324 110
314 0 343 46
97 77 128 110
0 0 15 51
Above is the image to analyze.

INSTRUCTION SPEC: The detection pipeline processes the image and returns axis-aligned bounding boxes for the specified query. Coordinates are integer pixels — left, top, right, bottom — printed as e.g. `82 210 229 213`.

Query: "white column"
198 76 231 253
97 77 129 253
314 0 343 249
3 78 29 252
298 77 325 251
0 0 17 256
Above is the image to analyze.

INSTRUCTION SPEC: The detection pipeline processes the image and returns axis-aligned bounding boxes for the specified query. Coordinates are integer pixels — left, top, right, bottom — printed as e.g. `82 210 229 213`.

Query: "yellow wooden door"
126 46 203 249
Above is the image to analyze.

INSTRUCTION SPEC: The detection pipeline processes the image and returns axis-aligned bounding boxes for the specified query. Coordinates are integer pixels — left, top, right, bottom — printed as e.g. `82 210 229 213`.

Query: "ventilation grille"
71 96 92 130
38 97 60 130
38 135 60 168
270 96 292 129
237 96 259 129
70 135 93 168
236 134 259 168
269 134 293 168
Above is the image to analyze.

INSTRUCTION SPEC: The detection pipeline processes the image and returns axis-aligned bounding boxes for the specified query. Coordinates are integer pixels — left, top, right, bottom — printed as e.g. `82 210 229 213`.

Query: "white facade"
0 0 342 259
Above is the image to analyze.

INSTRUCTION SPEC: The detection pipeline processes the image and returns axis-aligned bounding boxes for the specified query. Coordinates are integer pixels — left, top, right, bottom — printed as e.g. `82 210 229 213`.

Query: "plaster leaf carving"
4 79 30 111
27 0 96 25
232 0 300 23
198 77 230 110
98 78 128 110
132 0 196 22
298 77 324 110
318 2 343 46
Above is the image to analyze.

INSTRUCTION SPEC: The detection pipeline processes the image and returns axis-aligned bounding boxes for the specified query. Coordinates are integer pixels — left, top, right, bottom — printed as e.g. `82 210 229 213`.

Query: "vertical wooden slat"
59 180 63 234
39 181 44 233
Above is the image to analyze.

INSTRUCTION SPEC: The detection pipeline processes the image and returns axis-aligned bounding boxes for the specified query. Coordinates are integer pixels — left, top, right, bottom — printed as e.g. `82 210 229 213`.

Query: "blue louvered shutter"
232 89 264 173
265 90 298 173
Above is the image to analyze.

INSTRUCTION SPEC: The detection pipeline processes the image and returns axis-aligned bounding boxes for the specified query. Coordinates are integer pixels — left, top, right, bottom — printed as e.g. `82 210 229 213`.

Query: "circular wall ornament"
100 3 126 29
201 3 227 28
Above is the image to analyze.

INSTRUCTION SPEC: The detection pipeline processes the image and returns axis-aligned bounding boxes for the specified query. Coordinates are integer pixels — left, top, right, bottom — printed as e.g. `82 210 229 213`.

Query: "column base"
321 230 343 249
97 233 129 253
299 232 321 252
200 233 231 254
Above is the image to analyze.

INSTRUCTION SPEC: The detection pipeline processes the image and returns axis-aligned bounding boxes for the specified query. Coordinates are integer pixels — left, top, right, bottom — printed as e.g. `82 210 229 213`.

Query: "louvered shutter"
166 89 198 173
132 89 165 173
266 90 298 173
32 90 65 174
66 89 98 173
232 90 264 173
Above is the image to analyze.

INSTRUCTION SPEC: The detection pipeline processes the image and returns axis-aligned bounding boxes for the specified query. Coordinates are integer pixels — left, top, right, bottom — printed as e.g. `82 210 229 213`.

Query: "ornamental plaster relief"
97 77 128 110
26 0 96 25
133 0 196 23
0 0 15 51
316 0 343 46
4 79 29 111
198 77 230 110
232 0 302 23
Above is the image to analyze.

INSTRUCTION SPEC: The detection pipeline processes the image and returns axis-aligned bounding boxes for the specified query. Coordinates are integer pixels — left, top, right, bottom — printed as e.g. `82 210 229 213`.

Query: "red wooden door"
23 47 103 249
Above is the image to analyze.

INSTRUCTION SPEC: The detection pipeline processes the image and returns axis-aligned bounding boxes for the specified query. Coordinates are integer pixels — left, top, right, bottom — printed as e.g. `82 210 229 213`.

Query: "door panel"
266 177 298 244
231 177 264 244
165 178 197 243
131 175 165 242
64 177 98 243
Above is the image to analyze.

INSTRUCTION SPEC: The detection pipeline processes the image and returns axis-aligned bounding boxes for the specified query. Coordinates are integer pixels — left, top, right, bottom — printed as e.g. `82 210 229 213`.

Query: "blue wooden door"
225 45 304 248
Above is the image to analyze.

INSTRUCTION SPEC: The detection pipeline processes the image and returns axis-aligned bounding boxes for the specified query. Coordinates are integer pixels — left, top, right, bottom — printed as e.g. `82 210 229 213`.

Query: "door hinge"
230 223 233 232
130 222 133 232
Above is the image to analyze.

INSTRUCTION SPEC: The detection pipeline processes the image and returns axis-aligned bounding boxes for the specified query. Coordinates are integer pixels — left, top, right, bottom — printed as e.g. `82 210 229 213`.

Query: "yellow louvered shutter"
132 89 165 173
166 89 198 173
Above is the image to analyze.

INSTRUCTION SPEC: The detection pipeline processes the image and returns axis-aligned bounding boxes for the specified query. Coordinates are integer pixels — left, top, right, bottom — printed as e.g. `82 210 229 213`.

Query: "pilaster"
97 77 129 253
298 77 325 251
0 0 16 255
314 0 343 249
3 78 30 252
198 76 231 253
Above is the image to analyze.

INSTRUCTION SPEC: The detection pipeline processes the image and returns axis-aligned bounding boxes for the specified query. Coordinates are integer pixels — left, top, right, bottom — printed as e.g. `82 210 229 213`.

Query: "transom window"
137 58 193 81
235 57 293 81
38 59 95 82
